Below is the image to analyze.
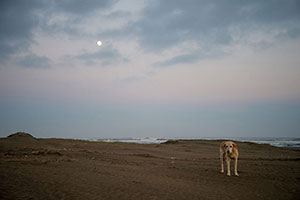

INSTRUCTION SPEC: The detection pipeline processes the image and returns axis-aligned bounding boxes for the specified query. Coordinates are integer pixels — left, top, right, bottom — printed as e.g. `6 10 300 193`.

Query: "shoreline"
83 136 300 149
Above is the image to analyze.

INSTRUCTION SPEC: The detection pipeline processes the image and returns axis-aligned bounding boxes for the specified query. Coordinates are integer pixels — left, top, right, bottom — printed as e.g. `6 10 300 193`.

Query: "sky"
0 0 300 139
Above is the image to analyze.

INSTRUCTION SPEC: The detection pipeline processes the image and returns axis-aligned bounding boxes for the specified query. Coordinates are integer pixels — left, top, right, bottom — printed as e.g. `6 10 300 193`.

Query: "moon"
96 40 102 47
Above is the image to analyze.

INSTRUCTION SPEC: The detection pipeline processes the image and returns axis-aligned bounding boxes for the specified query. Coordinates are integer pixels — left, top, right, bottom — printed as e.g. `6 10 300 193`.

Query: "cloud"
76 45 127 66
16 53 51 68
129 0 300 65
152 45 227 67
54 0 118 15
1 0 300 69
0 0 43 61
38 0 120 38
0 0 119 67
153 53 200 67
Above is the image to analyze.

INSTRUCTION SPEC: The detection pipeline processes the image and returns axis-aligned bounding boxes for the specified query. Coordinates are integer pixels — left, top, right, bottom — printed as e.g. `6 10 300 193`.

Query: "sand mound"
162 140 179 144
7 132 37 141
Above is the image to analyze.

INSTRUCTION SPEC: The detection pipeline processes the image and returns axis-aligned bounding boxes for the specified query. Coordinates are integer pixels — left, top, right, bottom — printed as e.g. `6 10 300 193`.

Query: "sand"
0 133 299 200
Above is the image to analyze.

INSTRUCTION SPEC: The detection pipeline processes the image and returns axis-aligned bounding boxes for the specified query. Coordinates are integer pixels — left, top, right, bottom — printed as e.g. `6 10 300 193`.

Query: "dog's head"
223 141 237 154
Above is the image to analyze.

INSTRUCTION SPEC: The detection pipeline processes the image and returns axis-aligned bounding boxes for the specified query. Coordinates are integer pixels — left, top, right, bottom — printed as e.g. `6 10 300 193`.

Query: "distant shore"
1 133 299 200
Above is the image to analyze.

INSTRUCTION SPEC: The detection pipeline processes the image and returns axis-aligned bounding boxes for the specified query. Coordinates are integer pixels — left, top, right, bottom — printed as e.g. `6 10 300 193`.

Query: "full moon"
96 40 102 46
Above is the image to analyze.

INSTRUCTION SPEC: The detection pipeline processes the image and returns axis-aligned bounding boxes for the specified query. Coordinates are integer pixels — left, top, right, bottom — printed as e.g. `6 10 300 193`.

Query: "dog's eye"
230 146 233 148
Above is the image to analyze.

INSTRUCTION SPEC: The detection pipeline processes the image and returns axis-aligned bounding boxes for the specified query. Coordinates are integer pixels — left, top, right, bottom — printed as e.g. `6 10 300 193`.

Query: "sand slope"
0 134 299 200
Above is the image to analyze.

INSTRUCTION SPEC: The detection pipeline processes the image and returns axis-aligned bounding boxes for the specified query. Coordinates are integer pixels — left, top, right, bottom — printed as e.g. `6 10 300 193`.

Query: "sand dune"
0 132 299 200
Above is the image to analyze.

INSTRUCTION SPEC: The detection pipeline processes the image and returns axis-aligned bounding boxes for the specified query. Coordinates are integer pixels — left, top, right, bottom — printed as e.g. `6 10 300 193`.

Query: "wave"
94 137 168 144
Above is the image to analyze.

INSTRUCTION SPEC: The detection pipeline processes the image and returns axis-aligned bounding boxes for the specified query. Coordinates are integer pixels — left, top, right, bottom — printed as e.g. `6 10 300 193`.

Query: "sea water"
93 137 300 148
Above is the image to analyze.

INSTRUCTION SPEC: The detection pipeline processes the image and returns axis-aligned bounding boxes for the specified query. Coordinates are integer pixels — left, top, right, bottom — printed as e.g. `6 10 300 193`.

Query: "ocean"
92 137 300 148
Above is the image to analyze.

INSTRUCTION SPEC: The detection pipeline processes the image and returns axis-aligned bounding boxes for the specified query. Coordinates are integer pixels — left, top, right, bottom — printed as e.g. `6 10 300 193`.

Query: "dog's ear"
233 142 237 149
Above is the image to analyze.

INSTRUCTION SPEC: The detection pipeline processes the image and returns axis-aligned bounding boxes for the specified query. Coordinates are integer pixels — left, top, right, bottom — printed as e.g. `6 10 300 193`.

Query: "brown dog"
220 141 239 176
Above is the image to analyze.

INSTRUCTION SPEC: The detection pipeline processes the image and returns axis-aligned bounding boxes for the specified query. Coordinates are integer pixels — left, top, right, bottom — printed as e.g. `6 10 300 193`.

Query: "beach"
0 133 299 200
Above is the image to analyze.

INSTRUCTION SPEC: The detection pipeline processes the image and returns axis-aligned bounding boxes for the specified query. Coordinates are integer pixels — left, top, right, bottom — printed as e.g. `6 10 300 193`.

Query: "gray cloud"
0 0 43 61
122 0 300 67
39 0 120 38
0 0 119 67
152 47 228 67
54 0 118 15
153 53 200 67
16 53 51 68
76 45 127 66
1 0 300 68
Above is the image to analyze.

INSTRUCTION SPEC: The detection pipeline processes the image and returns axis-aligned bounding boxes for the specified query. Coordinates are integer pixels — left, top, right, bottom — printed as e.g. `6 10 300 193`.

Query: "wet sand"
0 133 299 200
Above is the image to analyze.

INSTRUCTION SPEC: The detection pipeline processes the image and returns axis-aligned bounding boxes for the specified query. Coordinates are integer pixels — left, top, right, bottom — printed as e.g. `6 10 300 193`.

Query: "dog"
220 141 239 176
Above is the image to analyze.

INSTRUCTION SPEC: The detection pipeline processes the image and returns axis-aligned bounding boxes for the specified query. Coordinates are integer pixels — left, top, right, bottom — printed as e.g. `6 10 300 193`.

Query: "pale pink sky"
1 0 300 138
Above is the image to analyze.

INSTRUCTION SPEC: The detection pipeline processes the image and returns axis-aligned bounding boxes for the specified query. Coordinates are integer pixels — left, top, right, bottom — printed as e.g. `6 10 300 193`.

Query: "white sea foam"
95 137 168 144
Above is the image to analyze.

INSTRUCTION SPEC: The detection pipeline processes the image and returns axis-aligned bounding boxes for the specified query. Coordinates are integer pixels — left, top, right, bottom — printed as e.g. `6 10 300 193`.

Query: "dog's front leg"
234 157 239 176
226 158 231 176
220 152 224 173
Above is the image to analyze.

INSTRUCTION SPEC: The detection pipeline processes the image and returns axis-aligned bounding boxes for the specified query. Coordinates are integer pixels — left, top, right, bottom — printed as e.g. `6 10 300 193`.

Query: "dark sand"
0 133 299 200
